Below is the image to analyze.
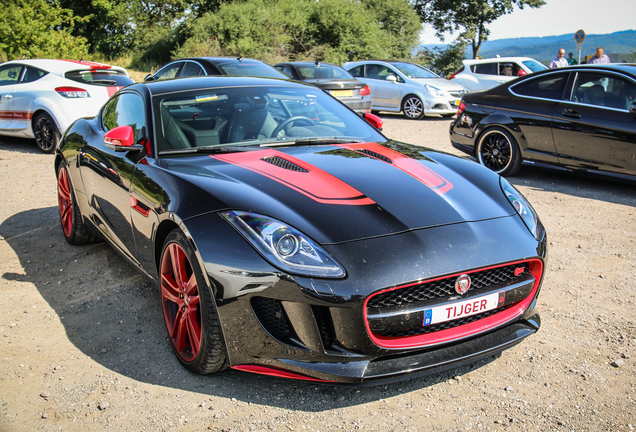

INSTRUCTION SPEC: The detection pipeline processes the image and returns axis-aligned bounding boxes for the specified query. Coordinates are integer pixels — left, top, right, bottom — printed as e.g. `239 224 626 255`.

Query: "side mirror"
363 112 383 130
517 70 527 77
386 75 397 83
144 74 155 82
104 126 144 152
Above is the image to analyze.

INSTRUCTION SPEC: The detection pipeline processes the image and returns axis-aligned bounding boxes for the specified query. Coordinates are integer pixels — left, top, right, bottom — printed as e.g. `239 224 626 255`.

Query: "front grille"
261 156 309 172
368 263 528 310
312 306 335 348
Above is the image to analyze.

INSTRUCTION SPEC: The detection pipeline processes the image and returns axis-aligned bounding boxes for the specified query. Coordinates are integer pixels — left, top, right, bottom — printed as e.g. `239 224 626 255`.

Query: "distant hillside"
420 29 636 64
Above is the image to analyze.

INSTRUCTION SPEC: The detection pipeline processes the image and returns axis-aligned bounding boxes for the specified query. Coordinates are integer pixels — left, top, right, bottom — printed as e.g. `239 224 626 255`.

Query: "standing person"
549 49 568 68
567 52 578 65
589 47 611 63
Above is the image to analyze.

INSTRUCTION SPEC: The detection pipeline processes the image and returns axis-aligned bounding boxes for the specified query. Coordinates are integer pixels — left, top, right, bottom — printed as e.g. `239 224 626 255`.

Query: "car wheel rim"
161 243 202 362
35 117 55 151
57 168 73 237
479 131 511 172
404 98 423 118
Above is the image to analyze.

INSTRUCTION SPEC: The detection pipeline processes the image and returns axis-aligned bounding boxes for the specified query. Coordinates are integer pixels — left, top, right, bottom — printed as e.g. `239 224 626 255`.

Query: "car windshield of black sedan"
298 65 353 80
154 85 385 154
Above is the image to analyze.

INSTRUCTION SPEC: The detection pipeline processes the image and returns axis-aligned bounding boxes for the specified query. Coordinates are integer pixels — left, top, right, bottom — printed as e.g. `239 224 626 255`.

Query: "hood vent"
353 149 393 164
261 156 309 173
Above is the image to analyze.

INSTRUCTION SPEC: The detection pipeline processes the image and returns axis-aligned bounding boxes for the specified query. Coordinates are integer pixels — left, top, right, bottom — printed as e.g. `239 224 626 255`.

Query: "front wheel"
160 230 227 374
476 127 522 176
401 95 424 120
34 112 60 153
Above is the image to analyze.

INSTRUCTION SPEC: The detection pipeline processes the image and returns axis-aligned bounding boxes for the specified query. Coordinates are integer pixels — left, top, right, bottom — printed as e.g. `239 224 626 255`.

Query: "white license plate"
331 89 354 97
423 291 505 326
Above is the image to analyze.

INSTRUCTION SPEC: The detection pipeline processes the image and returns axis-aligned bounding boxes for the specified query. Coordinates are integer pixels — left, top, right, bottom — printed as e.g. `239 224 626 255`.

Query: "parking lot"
1 115 634 431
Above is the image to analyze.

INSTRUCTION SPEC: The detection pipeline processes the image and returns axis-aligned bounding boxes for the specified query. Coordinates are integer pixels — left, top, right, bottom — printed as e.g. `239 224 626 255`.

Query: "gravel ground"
0 114 635 432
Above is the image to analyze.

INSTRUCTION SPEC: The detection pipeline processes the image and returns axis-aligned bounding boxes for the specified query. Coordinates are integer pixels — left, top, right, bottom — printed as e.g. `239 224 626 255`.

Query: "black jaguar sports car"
55 76 546 384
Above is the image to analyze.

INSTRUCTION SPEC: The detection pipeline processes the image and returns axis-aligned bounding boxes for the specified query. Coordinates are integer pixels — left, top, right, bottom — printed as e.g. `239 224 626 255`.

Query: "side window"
154 63 182 81
512 73 568 100
473 63 497 75
21 66 47 83
572 72 636 110
0 64 24 86
181 62 205 77
347 66 363 77
276 66 293 78
366 65 395 80
102 93 146 142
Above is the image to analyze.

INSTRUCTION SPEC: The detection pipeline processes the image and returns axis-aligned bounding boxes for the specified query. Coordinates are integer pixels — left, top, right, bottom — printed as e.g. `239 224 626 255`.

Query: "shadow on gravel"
1 207 499 410
0 137 42 155
510 166 636 208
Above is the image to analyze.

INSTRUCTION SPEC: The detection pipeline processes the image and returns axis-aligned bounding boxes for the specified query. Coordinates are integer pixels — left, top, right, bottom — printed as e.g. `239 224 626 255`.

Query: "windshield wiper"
261 137 363 147
158 145 256 156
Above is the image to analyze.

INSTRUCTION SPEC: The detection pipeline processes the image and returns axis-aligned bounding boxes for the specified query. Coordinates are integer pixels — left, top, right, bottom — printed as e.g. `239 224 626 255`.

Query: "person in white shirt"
549 49 569 68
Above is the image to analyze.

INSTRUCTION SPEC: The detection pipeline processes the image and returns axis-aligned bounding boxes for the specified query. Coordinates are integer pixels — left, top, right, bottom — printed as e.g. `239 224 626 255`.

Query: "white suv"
450 57 547 92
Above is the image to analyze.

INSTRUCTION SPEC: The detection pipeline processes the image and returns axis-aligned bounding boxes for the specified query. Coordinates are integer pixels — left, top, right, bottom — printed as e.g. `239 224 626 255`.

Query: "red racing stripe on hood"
336 143 453 195
212 149 375 206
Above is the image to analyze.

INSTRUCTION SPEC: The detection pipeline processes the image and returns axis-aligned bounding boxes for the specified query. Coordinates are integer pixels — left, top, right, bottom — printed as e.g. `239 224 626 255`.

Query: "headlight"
425 84 444 97
500 178 544 240
220 210 345 278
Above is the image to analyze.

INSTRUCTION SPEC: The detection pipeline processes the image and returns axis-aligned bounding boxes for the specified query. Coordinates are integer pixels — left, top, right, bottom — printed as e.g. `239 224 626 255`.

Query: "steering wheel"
271 116 316 138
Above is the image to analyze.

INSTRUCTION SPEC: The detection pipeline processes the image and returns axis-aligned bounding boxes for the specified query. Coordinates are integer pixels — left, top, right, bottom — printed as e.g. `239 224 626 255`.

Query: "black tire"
34 112 60 153
401 95 424 120
476 127 522 176
160 230 227 374
57 161 97 245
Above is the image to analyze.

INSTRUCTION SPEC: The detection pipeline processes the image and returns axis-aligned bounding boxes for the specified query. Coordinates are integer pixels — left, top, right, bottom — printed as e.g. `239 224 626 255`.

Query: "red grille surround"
364 259 543 349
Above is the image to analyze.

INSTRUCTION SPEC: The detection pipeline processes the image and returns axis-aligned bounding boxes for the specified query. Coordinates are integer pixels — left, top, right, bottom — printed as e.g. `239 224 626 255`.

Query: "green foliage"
414 41 466 77
174 0 420 66
413 0 545 58
0 0 88 60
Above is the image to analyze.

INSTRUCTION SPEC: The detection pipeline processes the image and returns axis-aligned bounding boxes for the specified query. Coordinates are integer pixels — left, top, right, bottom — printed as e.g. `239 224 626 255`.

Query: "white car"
0 59 133 152
343 60 467 119
449 57 547 92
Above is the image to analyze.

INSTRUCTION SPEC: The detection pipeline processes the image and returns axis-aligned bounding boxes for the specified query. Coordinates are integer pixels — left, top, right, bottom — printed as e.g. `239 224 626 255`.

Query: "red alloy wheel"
57 168 73 237
161 243 202 362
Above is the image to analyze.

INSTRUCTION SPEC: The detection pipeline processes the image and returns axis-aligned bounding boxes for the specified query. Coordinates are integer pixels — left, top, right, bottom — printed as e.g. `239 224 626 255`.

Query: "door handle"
561 108 581 119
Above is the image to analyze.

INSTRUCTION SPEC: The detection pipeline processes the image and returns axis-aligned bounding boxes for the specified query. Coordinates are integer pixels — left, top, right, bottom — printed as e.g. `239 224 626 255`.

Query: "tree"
413 0 545 59
0 0 88 60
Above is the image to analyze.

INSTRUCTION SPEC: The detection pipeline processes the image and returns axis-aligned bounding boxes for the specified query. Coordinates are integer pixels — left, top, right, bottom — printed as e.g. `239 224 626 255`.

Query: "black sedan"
144 57 287 81
55 76 546 384
450 63 636 182
274 61 372 114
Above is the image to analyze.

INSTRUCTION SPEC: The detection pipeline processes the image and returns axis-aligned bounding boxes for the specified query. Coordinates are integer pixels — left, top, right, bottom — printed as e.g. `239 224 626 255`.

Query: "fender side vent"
353 149 393 164
261 156 309 172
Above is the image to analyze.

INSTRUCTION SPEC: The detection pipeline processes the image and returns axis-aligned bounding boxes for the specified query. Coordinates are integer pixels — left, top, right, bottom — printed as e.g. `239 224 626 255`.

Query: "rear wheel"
57 161 96 244
34 112 60 153
401 95 424 120
476 127 522 176
160 230 227 374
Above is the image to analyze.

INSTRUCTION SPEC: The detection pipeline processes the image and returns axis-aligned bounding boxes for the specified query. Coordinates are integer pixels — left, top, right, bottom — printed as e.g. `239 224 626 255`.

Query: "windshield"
391 62 439 79
154 85 385 154
64 70 134 86
215 62 287 79
298 65 354 80
522 59 548 73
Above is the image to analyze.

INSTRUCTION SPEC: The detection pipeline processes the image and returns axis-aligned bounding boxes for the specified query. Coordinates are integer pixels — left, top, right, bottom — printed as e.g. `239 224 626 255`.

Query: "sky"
418 0 636 45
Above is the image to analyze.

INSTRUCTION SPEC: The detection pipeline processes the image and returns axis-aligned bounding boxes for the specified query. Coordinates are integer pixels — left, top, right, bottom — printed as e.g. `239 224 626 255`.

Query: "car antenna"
237 56 243 62
315 61 320 66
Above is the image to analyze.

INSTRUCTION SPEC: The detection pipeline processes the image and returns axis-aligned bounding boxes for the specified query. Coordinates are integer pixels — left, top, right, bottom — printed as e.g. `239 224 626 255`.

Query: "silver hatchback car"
343 60 467 119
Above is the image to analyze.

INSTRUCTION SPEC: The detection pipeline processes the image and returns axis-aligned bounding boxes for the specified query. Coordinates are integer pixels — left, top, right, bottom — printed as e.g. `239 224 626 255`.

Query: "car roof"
137 75 306 96
1 59 128 76
276 61 341 68
514 63 636 80
462 57 538 65
179 57 269 65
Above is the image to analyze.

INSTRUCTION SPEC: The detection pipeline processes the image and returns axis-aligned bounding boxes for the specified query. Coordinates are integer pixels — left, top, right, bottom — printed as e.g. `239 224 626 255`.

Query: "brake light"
55 87 89 98
456 101 466 117
360 84 371 96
